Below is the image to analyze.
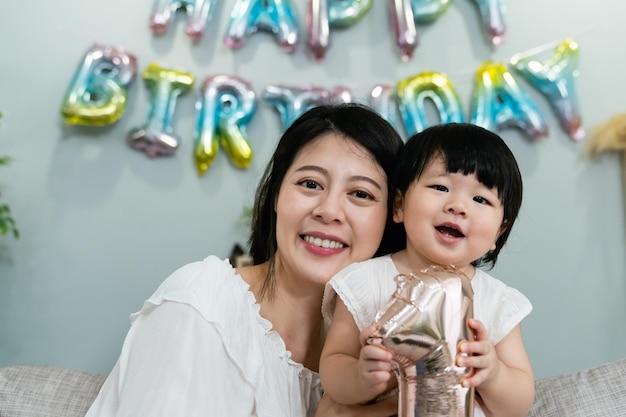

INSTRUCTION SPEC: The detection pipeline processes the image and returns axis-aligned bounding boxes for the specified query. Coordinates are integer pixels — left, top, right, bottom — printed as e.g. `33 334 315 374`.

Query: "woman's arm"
319 299 394 406
458 320 535 417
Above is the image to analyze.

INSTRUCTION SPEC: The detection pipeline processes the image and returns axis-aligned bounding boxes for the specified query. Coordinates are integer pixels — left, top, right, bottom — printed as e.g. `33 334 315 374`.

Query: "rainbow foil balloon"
61 44 137 126
127 62 194 158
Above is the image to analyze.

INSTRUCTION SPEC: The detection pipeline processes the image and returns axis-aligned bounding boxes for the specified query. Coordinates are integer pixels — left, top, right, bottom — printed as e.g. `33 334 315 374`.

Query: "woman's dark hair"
392 122 523 269
248 103 404 300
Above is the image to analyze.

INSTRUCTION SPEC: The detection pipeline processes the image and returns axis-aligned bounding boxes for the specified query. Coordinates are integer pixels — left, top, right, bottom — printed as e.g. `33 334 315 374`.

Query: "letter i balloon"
61 44 137 126
127 62 195 158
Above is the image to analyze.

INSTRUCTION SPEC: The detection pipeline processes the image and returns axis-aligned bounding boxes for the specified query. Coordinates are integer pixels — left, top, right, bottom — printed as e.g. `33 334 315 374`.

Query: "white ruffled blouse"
85 256 321 417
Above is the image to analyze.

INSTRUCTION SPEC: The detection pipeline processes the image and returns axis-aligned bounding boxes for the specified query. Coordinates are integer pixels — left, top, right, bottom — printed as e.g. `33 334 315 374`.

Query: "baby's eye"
473 196 489 205
430 184 448 192
299 180 320 189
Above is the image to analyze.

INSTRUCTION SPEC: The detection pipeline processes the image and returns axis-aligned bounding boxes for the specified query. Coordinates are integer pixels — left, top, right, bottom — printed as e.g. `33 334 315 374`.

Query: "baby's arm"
457 319 535 417
319 298 394 405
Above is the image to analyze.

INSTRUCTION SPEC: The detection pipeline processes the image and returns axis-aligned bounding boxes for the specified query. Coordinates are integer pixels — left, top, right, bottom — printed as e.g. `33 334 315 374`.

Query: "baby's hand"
358 325 394 395
456 318 500 388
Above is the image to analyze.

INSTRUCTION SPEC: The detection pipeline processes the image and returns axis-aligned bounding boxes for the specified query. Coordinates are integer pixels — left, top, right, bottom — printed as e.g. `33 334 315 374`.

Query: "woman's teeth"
304 236 345 249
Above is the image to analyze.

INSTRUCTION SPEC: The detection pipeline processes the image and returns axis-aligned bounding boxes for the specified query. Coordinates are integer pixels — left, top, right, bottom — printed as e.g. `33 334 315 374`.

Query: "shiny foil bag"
370 265 475 417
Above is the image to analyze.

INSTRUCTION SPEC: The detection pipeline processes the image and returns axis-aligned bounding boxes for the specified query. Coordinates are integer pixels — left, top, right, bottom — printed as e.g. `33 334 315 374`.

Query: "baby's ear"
392 190 404 223
498 219 509 237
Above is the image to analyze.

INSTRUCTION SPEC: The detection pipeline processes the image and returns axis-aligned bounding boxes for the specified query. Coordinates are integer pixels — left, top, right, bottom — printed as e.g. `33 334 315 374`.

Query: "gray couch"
1 357 625 416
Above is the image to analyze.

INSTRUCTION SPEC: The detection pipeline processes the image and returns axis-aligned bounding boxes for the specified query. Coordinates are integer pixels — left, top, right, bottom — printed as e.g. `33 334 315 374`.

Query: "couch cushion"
0 365 106 417
527 357 626 417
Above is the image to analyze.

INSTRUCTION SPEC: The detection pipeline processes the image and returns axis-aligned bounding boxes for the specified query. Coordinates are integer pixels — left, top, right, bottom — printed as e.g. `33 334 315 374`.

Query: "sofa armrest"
527 357 626 417
0 365 106 417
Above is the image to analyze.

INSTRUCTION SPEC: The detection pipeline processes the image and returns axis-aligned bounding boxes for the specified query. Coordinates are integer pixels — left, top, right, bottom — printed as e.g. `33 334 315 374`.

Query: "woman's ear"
392 190 404 223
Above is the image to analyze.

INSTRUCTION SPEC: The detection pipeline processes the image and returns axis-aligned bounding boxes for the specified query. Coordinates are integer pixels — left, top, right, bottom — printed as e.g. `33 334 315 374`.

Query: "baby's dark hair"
392 123 523 268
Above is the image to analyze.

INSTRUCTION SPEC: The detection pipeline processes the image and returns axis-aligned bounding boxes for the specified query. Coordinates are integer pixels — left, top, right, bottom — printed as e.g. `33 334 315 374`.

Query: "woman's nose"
312 193 345 223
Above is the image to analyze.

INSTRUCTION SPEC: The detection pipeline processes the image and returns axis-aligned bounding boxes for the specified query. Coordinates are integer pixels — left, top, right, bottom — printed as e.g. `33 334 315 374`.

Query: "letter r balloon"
193 75 257 176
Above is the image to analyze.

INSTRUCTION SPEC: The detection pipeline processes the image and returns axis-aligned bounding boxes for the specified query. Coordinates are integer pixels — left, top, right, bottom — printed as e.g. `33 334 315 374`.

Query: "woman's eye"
299 180 320 189
353 190 374 200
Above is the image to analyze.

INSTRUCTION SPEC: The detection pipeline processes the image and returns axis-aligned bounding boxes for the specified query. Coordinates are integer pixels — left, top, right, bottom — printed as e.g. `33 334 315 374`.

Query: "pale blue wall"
0 1 624 379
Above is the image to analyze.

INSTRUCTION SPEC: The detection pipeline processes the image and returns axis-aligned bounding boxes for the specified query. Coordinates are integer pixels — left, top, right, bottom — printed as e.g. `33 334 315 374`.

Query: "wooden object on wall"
586 113 626 211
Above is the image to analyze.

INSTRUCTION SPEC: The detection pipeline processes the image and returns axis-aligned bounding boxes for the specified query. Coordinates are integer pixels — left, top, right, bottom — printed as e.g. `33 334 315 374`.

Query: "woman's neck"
238 261 326 371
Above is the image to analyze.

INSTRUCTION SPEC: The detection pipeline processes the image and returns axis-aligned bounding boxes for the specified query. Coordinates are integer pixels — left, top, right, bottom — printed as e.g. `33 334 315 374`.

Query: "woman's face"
274 133 388 287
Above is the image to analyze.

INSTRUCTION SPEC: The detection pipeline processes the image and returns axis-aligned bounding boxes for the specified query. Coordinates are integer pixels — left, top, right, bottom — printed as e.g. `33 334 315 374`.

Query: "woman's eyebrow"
294 165 326 175
351 175 383 191
294 165 383 191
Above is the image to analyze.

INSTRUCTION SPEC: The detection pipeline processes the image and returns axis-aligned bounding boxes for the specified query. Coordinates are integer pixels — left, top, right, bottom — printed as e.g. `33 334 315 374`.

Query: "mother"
85 103 404 417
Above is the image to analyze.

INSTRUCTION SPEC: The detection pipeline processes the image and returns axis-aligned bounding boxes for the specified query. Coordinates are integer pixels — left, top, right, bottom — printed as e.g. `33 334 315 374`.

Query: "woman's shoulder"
144 255 250 312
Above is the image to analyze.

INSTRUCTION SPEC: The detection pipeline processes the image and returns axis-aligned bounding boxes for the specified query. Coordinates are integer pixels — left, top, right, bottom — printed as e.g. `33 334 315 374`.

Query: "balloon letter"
262 85 330 130
396 72 464 135
388 0 452 61
127 63 195 158
411 0 453 23
194 75 257 175
370 266 474 417
330 85 353 103
224 0 299 53
470 62 548 139
149 0 217 40
510 39 583 141
61 44 137 126
389 0 418 62
470 0 506 45
307 0 373 61
369 84 400 133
